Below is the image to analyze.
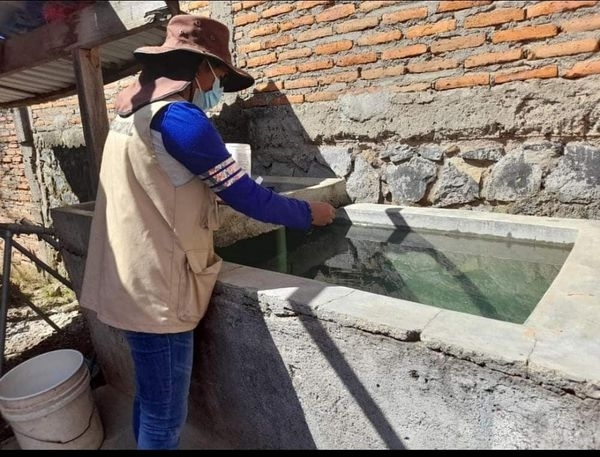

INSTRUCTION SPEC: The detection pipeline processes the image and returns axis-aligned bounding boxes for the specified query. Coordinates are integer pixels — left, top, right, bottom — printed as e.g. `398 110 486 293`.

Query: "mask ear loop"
193 60 218 93
206 60 221 88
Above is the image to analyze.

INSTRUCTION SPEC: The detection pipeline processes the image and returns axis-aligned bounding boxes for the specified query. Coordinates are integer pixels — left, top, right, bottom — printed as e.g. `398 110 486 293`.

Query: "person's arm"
151 101 335 230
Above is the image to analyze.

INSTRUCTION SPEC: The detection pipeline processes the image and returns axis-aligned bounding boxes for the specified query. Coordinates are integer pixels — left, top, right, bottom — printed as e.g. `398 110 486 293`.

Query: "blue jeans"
123 330 194 450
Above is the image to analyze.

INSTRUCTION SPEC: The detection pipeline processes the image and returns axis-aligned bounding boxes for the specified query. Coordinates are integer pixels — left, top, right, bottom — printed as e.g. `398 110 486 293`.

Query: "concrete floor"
0 384 210 450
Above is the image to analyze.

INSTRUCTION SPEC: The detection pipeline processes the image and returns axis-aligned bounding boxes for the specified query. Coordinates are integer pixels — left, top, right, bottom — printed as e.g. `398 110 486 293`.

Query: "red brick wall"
230 1 600 106
0 110 42 263
0 112 32 224
1 0 600 258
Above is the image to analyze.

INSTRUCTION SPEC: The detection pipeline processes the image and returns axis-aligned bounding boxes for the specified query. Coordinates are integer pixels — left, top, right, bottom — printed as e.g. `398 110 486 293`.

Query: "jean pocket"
178 250 223 322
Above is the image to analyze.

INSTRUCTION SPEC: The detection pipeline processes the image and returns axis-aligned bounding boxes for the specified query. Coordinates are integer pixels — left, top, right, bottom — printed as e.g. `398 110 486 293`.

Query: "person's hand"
308 201 336 226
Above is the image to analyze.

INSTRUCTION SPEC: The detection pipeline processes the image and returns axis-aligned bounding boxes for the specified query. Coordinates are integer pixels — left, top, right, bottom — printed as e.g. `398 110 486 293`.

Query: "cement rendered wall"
50 199 600 450
186 286 599 450
74 269 600 450
231 71 600 219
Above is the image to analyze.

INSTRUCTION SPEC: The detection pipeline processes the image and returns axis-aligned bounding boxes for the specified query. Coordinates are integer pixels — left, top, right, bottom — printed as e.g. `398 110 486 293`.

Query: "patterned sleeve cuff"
199 157 245 192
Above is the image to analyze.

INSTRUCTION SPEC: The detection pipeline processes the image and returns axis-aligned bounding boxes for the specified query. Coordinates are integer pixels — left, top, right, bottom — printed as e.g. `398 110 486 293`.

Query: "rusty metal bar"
11 239 72 290
0 229 14 375
0 222 55 236
0 222 72 375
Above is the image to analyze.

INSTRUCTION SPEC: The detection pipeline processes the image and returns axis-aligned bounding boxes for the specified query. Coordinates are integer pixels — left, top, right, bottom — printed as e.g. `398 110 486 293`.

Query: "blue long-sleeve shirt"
150 101 312 230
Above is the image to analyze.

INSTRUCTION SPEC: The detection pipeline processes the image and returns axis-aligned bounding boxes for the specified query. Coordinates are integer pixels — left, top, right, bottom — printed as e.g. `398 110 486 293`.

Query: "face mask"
192 61 224 111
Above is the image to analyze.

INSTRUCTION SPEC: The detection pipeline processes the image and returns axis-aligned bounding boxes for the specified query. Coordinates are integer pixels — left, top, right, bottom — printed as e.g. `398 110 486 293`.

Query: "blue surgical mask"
192 61 224 111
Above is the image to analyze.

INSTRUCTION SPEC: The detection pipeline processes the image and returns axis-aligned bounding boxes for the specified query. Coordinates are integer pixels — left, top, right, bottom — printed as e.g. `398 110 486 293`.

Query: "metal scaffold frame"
0 221 73 375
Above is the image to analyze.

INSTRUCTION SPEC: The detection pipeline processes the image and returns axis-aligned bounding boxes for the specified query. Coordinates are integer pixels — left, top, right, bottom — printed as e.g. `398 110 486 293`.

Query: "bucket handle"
12 404 100 446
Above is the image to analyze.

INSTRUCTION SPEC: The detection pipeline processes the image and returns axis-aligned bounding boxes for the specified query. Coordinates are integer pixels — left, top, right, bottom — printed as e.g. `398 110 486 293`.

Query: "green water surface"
217 223 573 324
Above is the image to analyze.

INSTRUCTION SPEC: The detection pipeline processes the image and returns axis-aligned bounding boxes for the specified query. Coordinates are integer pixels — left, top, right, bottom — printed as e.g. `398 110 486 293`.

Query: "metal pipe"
18 295 63 334
0 222 55 236
275 227 288 273
12 239 73 290
19 218 61 251
0 230 13 375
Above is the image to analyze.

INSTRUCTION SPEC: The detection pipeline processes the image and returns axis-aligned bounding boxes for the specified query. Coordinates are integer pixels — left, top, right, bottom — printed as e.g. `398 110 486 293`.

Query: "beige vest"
79 98 222 333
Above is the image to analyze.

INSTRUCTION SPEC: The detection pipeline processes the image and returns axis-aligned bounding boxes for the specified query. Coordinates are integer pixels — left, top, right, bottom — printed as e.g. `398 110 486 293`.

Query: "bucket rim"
0 349 84 402
225 143 251 149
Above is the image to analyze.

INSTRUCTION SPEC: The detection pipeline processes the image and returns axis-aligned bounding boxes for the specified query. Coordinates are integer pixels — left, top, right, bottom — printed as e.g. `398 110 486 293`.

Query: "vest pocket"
178 249 223 322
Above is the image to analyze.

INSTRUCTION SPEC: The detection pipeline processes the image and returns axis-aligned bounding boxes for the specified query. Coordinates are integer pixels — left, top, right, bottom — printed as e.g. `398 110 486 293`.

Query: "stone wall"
216 0 600 219
238 77 600 219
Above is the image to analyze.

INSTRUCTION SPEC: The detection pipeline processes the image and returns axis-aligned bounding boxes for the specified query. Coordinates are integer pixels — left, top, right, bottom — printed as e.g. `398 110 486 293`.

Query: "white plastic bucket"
0 349 104 450
225 143 252 177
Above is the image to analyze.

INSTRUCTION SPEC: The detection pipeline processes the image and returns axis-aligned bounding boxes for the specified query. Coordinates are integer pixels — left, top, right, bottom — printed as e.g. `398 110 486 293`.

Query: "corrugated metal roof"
0 1 172 108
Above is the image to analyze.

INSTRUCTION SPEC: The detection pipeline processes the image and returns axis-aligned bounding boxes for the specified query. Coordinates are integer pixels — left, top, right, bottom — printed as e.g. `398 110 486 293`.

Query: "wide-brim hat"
115 14 255 116
134 14 254 93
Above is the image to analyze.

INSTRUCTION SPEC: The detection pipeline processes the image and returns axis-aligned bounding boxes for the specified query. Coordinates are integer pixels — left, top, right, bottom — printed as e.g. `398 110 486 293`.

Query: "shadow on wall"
193 230 409 448
188 90 406 448
51 146 94 204
192 285 407 449
214 81 342 182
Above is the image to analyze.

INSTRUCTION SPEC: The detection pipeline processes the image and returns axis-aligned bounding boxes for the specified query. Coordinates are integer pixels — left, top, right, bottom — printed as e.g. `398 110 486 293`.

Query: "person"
79 14 336 450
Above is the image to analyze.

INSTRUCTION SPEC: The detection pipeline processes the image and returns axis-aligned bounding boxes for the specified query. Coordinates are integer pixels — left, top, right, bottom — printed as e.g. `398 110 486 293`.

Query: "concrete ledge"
335 203 600 394
215 176 350 247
